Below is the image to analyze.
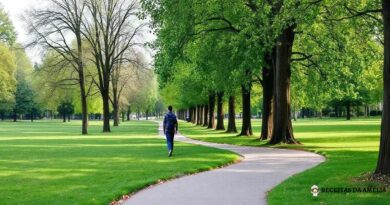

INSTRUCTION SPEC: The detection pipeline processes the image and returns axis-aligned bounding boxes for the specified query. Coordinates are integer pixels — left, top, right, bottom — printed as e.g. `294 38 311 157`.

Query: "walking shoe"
168 150 173 157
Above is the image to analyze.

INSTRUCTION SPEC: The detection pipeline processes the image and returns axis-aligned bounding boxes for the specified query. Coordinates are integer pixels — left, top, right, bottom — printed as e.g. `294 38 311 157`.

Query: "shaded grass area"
179 118 390 205
0 120 238 205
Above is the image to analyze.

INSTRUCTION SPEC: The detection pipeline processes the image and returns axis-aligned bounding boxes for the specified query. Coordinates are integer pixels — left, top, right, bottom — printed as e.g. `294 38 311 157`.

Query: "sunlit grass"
0 120 238 205
179 117 390 205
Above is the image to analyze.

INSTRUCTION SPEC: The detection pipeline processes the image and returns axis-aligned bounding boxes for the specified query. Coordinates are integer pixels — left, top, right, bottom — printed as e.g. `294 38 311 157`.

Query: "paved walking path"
123 123 325 205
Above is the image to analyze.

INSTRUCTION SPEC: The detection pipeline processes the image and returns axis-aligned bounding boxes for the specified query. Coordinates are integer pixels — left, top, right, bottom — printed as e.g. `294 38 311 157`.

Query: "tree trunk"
31 112 34 122
127 106 131 121
376 0 390 175
216 92 225 130
261 53 274 140
122 111 125 122
270 25 299 144
346 101 351 120
239 85 253 136
293 106 297 121
195 106 198 124
355 105 359 117
191 108 194 123
77 35 88 135
364 105 368 117
198 106 202 125
227 96 237 133
79 88 88 134
203 105 209 127
113 100 119 126
197 105 201 125
68 114 71 122
208 93 216 129
102 88 111 132
191 107 195 123
63 113 66 122
146 111 149 120
188 108 191 122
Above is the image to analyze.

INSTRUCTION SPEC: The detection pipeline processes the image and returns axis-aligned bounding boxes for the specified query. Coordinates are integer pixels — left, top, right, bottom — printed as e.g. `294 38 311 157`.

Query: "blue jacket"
163 111 178 133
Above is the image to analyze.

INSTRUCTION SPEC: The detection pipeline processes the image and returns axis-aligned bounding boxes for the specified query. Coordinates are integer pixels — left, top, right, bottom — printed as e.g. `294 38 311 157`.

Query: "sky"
1 0 46 63
0 0 155 65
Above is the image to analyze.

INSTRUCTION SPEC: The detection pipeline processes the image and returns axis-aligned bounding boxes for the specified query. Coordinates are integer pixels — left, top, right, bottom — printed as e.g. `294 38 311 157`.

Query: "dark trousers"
165 131 175 151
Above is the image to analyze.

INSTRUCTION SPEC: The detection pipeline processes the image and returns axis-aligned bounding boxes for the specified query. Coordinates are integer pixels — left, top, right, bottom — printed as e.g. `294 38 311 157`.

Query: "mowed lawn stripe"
179 118 390 205
0 120 238 205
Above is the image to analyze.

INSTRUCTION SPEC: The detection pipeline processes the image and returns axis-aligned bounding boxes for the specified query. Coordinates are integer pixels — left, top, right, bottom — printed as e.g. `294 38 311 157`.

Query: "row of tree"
142 0 390 175
0 6 43 122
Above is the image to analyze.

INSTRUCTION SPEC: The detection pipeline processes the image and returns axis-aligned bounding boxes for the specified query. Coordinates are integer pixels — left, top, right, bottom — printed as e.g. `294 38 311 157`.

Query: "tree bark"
216 92 225 130
191 108 194 123
364 105 368 117
227 96 237 133
198 106 203 125
102 87 111 132
208 93 216 129
188 108 192 122
203 105 209 127
261 53 274 140
113 99 120 126
376 0 390 175
76 31 88 135
63 113 66 122
239 85 253 136
191 107 196 124
127 106 131 121
197 105 202 125
270 25 299 144
79 75 88 134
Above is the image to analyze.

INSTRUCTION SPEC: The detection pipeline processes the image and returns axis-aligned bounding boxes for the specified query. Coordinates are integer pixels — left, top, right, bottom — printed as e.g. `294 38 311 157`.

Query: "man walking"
163 106 178 157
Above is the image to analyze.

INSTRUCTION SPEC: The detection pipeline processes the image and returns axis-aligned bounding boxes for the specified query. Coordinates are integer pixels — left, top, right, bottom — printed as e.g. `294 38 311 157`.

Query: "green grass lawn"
0 120 238 205
179 118 390 205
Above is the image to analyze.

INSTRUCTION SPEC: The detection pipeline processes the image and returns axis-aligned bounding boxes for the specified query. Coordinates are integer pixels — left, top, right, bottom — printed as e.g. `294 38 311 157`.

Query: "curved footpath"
123 123 325 205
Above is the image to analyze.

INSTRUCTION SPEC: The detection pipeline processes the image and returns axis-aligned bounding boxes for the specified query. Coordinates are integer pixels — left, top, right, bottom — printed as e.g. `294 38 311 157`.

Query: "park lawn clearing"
0 120 238 205
179 118 390 205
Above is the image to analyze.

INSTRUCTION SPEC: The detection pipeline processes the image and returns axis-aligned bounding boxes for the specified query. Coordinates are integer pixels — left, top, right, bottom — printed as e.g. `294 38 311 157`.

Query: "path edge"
110 121 243 205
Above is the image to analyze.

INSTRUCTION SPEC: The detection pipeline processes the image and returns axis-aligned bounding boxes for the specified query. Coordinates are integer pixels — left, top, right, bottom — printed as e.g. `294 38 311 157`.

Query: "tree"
27 0 89 134
0 3 16 45
376 0 390 175
82 0 146 132
111 51 147 126
13 79 34 122
0 43 16 112
0 5 16 112
57 101 75 122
